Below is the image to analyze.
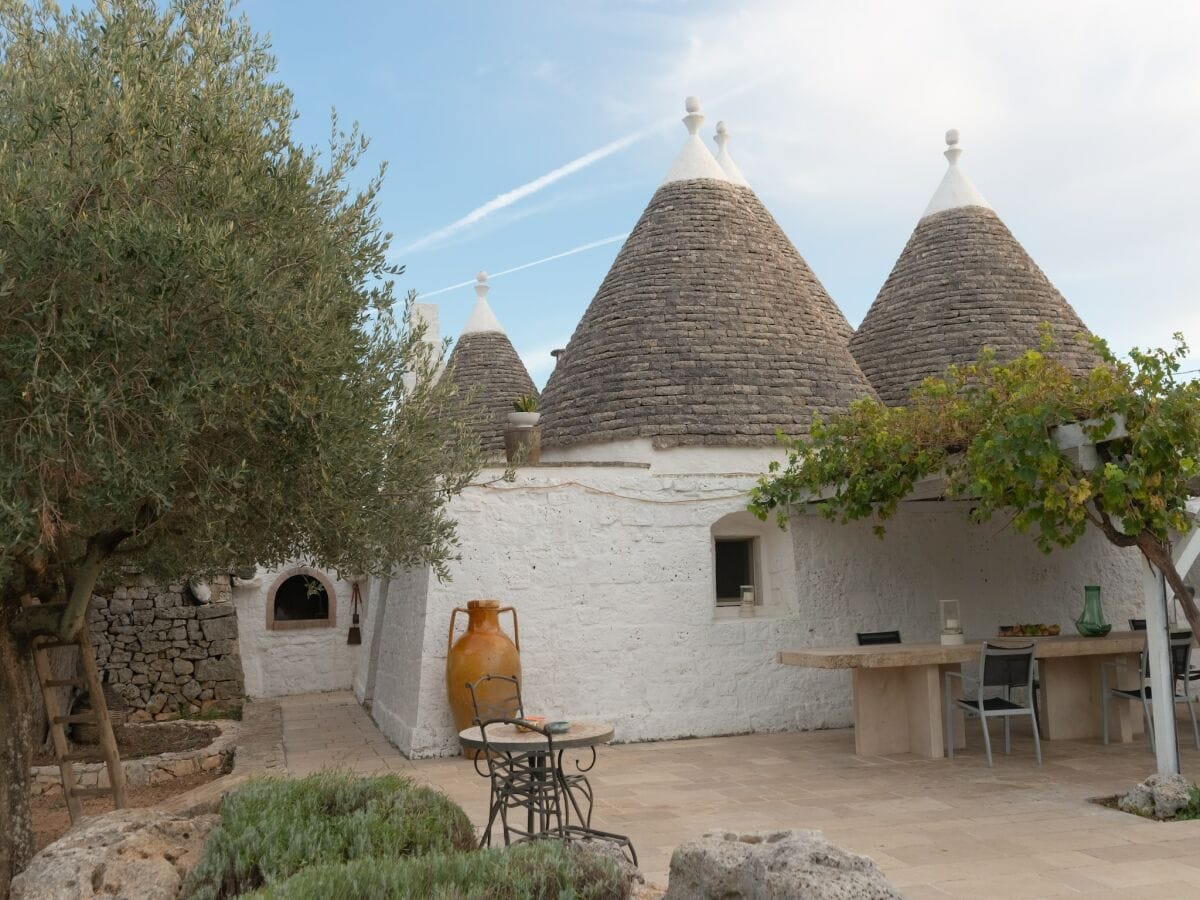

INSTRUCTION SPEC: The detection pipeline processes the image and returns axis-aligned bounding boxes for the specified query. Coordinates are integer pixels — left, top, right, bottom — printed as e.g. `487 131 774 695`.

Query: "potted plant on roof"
504 395 541 464
508 394 540 428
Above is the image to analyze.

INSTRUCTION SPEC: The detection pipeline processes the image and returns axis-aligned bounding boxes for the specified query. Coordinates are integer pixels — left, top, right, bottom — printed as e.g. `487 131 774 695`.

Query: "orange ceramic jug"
446 599 521 734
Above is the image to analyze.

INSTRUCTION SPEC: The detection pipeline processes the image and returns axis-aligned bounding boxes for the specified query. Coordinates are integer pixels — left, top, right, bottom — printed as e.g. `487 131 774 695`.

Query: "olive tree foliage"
749 333 1200 635
0 0 479 882
0 0 482 621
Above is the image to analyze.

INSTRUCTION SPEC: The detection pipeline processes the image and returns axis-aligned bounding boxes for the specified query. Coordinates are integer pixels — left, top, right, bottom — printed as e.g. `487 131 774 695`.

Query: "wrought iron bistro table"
458 720 614 841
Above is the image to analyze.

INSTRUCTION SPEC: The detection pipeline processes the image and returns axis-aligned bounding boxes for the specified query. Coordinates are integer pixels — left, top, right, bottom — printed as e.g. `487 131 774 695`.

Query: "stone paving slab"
277 690 1200 894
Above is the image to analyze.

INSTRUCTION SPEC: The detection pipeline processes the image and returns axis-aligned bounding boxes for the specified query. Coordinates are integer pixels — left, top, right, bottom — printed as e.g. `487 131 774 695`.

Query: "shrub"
247 841 628 900
184 771 475 899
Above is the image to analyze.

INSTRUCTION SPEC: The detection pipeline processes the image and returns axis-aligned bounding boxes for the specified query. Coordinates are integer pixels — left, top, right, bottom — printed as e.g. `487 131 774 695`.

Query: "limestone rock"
199 614 238 641
10 808 217 900
194 656 240 682
663 829 901 900
1118 773 1196 820
576 840 643 893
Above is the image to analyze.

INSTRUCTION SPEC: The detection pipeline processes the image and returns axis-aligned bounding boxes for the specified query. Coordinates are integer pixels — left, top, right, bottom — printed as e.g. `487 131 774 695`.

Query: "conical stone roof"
446 273 537 453
850 130 1096 406
539 100 873 449
714 122 853 343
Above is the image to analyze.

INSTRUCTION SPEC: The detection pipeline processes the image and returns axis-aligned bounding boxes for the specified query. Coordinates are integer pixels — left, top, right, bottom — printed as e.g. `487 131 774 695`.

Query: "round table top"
458 720 614 752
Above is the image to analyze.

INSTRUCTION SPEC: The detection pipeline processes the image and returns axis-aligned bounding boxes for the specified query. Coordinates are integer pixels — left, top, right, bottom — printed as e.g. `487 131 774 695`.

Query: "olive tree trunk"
0 605 36 898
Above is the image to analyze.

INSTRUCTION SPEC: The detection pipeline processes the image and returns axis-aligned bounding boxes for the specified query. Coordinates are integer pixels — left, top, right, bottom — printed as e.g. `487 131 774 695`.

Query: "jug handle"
497 606 520 652
447 606 468 654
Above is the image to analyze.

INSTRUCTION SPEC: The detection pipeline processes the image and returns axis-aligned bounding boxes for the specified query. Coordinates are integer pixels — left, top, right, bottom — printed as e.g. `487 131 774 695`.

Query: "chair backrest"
981 642 1036 689
1137 631 1194 680
1170 631 1193 681
467 674 525 724
1129 618 1146 631
856 630 901 646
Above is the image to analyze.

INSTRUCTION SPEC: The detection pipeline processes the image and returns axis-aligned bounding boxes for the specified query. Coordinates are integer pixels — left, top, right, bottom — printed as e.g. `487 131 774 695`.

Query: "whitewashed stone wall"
233 565 361 697
355 567 430 750
366 459 1156 759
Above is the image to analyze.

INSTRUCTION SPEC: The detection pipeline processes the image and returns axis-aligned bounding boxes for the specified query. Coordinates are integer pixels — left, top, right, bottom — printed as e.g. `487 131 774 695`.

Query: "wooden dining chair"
945 643 1042 767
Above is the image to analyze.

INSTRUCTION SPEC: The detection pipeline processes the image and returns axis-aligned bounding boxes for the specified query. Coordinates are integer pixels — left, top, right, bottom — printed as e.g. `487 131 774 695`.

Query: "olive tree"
749 333 1200 635
0 0 480 885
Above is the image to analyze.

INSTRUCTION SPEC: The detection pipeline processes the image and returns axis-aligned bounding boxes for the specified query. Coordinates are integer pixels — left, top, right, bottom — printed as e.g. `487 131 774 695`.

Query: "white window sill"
713 605 791 623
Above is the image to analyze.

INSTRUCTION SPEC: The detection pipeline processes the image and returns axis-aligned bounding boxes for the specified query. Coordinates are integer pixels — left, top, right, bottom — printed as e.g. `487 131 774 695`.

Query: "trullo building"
229 102 1186 758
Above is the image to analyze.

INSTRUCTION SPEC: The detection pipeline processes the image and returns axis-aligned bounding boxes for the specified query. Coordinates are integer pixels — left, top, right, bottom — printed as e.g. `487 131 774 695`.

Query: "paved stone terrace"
278 691 1200 897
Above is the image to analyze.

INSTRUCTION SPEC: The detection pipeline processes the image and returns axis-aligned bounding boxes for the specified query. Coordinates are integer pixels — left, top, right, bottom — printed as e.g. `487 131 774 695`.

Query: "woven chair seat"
957 696 1025 713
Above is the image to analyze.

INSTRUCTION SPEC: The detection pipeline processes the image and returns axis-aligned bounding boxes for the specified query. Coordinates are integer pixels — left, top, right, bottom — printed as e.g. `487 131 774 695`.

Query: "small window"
274 575 329 621
715 538 755 606
266 568 337 630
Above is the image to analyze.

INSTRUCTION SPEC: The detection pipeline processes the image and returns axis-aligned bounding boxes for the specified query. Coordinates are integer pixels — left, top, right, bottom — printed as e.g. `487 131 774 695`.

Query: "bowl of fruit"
998 623 1060 638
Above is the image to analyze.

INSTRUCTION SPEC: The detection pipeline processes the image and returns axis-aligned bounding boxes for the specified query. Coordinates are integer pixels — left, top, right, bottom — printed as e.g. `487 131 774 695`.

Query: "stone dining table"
778 632 1148 758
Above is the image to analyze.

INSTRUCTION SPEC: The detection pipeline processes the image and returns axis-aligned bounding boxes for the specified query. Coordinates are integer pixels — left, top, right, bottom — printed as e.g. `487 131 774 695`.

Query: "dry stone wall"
88 576 245 719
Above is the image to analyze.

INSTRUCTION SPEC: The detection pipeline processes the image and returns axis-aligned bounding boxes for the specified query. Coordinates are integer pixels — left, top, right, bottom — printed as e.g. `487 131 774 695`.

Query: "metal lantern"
940 598 964 646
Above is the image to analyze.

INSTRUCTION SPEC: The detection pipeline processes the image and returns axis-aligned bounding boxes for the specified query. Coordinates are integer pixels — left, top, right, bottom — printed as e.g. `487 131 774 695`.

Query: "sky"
248 0 1200 387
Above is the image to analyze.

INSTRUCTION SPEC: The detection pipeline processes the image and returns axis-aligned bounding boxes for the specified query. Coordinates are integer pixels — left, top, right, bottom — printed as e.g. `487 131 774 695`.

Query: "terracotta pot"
446 599 521 737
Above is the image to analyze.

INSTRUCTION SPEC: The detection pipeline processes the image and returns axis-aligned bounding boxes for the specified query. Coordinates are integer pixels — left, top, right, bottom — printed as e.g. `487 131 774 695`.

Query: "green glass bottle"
1075 585 1111 637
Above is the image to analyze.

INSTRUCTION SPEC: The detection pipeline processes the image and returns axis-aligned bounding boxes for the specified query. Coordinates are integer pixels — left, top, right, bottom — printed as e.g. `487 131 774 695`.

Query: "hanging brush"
347 581 363 645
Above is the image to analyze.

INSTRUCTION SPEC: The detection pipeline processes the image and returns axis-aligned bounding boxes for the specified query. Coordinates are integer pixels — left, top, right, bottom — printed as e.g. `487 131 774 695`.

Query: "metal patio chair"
1102 630 1200 751
467 674 596 828
466 672 525 723
945 642 1042 767
473 716 637 865
1132 617 1200 687
856 630 901 646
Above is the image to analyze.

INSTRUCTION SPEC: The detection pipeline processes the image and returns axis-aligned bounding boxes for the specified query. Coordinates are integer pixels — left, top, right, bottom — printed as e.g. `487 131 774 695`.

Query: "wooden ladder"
25 600 128 823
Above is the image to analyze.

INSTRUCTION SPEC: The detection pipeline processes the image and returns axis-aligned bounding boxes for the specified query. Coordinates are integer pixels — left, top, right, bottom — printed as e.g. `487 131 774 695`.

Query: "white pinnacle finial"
944 128 963 165
712 121 749 188
683 96 703 136
661 95 729 185
921 127 990 219
462 269 503 335
714 121 729 148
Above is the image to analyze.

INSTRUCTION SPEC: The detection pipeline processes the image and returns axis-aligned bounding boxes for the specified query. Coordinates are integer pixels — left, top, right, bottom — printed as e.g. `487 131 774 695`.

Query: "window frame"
712 535 760 608
265 566 338 631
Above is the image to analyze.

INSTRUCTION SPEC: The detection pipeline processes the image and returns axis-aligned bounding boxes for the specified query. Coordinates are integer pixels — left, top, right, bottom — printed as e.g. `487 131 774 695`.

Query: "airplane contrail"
419 232 629 299
398 121 669 255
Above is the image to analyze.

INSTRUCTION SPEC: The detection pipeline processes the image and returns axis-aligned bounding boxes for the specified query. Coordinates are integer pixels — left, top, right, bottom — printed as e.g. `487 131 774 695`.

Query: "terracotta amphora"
446 599 521 738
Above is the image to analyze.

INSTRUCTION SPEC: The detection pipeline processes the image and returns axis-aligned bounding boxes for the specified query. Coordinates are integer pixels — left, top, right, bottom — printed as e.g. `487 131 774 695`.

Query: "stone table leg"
1040 653 1141 741
852 665 946 758
939 663 967 750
